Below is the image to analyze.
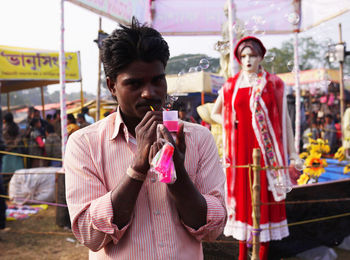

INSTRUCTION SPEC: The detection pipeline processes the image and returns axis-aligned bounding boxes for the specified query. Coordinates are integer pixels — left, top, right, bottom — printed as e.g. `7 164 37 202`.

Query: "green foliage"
262 36 338 74
165 54 220 75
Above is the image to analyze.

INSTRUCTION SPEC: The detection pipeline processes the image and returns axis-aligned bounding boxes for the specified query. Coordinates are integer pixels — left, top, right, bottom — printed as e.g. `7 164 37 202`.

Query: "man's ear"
106 77 115 94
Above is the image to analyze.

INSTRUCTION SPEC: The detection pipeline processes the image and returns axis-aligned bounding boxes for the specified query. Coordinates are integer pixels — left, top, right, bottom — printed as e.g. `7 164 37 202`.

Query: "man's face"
240 47 262 73
107 60 167 121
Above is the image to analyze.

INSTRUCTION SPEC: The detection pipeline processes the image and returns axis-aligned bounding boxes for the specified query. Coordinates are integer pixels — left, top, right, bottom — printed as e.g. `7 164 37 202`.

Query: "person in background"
28 118 46 168
323 114 337 155
53 110 61 137
82 107 95 124
76 113 90 129
33 109 48 137
67 114 80 137
45 124 62 167
65 18 227 259
2 112 24 191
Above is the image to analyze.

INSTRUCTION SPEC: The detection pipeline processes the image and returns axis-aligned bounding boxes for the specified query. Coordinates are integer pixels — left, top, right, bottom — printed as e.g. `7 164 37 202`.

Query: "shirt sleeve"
64 131 131 252
182 127 227 241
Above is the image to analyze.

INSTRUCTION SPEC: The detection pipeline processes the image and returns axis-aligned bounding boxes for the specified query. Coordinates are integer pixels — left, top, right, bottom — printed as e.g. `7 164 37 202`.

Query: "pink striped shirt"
65 109 227 259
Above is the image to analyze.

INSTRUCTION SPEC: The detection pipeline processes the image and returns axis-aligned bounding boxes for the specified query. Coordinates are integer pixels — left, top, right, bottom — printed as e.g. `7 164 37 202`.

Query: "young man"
65 18 226 259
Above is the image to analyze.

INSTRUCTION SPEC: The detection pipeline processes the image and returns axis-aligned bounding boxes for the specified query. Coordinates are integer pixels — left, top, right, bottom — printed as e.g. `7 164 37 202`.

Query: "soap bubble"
294 159 305 171
264 52 275 63
199 58 210 70
287 12 300 25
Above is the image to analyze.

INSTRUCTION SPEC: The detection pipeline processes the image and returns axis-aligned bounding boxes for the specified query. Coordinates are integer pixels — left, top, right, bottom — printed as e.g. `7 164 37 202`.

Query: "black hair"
101 17 170 82
81 107 89 114
30 118 40 127
77 113 85 120
67 113 76 124
4 112 14 124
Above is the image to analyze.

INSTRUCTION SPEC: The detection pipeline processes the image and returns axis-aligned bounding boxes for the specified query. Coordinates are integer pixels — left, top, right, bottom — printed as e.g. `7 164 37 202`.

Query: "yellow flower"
299 152 308 159
303 153 327 178
297 173 310 185
334 147 345 162
344 164 350 174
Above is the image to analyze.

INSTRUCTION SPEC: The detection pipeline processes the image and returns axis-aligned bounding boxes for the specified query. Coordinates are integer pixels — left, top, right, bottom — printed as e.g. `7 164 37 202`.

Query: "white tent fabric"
67 0 350 36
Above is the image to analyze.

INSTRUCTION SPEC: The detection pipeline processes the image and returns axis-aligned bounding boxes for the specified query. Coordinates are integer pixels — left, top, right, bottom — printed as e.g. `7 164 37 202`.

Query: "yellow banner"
0 46 81 81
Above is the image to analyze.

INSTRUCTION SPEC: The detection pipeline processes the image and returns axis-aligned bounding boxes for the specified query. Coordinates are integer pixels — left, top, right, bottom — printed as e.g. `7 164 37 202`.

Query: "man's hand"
131 111 162 174
149 123 186 174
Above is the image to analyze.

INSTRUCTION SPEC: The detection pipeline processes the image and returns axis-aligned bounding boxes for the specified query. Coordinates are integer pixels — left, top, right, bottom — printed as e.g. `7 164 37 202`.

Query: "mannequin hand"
289 163 301 185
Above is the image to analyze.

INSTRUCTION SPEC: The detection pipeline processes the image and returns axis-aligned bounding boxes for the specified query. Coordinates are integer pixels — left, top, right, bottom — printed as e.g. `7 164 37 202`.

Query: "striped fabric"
65 108 227 260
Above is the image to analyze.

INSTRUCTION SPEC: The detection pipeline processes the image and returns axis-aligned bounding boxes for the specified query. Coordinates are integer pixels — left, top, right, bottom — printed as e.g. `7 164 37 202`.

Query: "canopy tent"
0 45 81 93
66 0 350 36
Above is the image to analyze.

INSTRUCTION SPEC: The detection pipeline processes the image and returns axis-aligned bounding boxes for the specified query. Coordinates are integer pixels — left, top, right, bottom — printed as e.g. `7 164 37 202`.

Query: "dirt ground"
0 205 88 260
1 204 350 259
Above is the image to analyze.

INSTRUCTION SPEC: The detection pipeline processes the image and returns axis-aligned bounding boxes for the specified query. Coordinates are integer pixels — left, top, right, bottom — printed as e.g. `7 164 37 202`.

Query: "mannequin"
211 36 300 260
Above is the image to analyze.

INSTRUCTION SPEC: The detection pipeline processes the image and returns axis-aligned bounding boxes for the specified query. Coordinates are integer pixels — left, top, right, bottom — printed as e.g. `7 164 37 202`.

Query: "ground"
1 205 350 259
0 205 88 260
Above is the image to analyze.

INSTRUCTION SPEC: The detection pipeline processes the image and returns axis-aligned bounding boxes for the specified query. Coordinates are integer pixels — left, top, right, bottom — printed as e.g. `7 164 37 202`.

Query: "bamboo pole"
40 86 45 119
251 148 261 260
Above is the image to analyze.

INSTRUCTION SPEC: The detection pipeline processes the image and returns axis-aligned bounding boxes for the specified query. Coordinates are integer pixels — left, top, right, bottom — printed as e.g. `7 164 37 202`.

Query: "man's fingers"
176 123 186 153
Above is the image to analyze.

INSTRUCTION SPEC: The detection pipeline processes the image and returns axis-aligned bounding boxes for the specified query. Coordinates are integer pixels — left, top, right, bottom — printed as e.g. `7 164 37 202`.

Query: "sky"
1 0 350 96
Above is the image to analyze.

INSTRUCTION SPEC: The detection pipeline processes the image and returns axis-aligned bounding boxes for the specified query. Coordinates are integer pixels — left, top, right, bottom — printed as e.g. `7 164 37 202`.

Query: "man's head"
81 107 89 115
102 18 170 122
77 113 86 125
325 114 333 124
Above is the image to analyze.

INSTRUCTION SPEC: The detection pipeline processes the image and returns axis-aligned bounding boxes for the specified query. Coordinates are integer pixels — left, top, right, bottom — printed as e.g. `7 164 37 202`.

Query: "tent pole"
293 0 301 153
227 0 238 77
59 0 68 160
338 23 345 143
41 86 46 119
96 17 102 121
293 32 301 153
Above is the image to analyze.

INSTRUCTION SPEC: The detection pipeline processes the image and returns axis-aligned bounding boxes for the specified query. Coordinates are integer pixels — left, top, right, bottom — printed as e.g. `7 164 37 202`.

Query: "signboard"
0 46 81 81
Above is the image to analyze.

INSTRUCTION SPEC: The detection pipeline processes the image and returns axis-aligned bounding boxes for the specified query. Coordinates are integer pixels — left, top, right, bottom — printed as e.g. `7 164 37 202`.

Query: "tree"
165 54 220 75
262 37 340 74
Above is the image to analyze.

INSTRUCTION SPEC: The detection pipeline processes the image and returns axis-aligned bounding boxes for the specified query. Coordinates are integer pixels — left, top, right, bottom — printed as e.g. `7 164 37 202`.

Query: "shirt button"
158 242 165 247
150 176 157 183
154 210 161 216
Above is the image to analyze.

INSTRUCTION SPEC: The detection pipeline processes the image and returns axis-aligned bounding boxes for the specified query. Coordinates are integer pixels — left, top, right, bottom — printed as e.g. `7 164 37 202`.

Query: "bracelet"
126 167 146 182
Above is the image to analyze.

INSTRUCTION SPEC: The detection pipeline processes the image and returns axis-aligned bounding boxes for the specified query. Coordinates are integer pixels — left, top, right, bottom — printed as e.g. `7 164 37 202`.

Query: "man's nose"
141 83 156 99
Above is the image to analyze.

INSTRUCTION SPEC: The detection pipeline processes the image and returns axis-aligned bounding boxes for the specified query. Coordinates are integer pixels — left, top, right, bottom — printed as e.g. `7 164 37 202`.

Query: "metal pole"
293 32 301 153
96 17 102 121
252 148 261 260
59 0 68 160
227 0 238 77
339 23 345 135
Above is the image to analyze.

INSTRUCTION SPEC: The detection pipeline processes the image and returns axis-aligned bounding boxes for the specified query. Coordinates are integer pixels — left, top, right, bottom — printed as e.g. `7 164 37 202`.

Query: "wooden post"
40 86 46 119
338 23 345 144
7 92 10 112
252 148 261 260
55 169 71 228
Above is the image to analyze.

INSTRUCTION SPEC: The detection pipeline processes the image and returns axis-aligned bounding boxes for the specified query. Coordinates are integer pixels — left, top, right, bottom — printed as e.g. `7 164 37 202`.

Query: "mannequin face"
240 47 262 73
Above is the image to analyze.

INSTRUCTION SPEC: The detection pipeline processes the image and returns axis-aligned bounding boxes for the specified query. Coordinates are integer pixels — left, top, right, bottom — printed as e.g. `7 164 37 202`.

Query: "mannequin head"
234 36 266 72
239 47 262 73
